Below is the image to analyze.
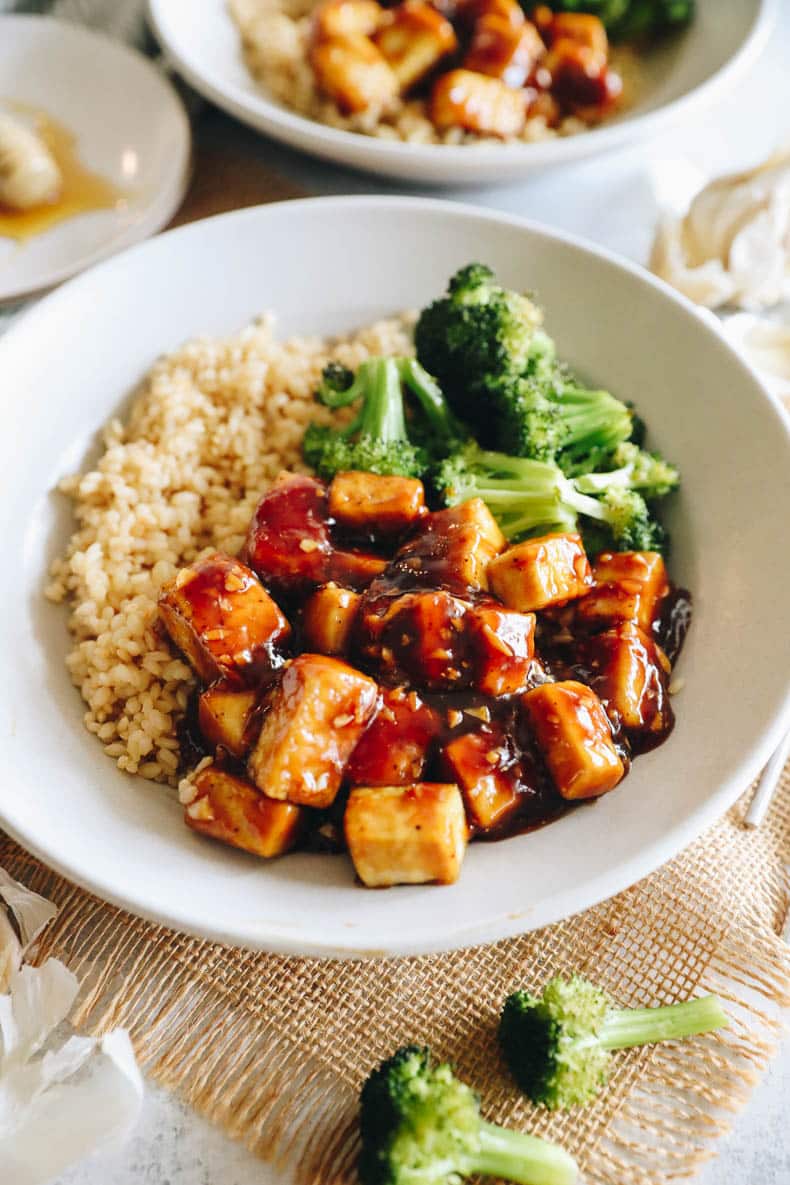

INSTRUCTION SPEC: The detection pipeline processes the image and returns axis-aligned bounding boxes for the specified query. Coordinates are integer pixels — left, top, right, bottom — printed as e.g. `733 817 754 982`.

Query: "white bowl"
148 0 774 185
0 16 191 303
1 196 788 957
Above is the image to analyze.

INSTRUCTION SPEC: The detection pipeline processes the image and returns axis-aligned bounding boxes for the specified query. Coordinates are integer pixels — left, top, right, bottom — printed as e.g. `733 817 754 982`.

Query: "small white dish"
148 0 775 186
1 196 789 958
0 16 191 303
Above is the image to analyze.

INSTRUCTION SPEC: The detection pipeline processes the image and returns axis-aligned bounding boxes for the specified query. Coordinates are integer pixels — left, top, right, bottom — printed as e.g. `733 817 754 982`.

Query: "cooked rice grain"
48 314 415 784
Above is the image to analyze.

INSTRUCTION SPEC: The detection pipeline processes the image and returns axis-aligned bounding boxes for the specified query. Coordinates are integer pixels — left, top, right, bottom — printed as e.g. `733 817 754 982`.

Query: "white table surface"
55 6 789 1183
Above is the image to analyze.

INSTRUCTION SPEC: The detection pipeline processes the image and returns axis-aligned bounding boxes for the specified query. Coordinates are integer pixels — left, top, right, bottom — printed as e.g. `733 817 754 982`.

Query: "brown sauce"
0 107 127 243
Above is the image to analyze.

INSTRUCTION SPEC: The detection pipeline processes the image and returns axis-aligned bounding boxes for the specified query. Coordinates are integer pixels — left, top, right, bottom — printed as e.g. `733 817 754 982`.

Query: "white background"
59 4 789 1183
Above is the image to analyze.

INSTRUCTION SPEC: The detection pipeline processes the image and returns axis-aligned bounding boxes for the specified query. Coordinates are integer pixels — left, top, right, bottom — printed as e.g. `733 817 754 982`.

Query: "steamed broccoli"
359 1045 578 1185
554 385 634 472
414 264 545 424
434 441 669 553
481 373 566 462
303 357 460 480
499 975 726 1111
542 0 694 39
574 440 680 498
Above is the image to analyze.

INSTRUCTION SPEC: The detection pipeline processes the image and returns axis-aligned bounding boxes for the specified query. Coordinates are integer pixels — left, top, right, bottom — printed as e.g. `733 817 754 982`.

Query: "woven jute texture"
3 764 789 1185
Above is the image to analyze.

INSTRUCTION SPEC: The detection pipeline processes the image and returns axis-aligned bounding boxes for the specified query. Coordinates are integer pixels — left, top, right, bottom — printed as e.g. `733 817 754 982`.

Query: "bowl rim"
2 193 789 957
146 0 778 180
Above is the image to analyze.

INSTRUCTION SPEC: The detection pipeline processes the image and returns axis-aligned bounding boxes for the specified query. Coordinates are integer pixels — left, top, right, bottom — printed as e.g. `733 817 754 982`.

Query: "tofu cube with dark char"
248 654 378 808
183 766 304 858
391 498 505 593
577 622 673 739
302 583 361 656
244 472 332 595
198 684 261 758
575 551 669 635
347 686 440 785
357 589 469 689
344 782 468 886
442 726 522 831
374 0 458 93
158 552 290 684
488 531 592 612
328 471 427 537
522 680 624 800
465 602 536 696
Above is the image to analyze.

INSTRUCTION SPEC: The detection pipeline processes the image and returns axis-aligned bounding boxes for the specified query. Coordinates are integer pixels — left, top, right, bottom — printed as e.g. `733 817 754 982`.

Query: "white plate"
148 0 774 185
1 196 789 958
0 16 191 303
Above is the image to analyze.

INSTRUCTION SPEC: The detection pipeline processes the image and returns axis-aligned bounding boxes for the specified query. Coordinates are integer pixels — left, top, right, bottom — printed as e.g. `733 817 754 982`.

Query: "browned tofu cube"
465 602 535 696
328 548 389 589
357 589 470 689
248 654 378 807
522 680 624 800
347 687 440 785
374 0 457 92
442 727 522 831
244 472 332 595
302 583 361 656
575 551 669 635
464 14 544 88
391 498 505 593
344 783 467 886
430 69 527 137
328 471 427 536
314 0 383 40
184 767 304 858
158 553 291 685
311 34 398 114
547 11 608 57
488 532 592 612
577 623 673 739
198 684 261 757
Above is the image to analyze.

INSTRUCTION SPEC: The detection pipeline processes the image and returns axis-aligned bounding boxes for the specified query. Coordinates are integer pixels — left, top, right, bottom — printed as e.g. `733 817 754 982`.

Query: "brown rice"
46 313 415 785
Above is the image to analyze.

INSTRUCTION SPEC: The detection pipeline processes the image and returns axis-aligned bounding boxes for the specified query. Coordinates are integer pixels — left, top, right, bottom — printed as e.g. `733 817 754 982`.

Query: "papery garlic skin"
0 112 62 210
0 870 57 993
651 152 790 311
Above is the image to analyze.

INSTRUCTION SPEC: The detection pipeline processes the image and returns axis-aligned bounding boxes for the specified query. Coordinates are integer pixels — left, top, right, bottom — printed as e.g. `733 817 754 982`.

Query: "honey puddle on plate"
0 108 127 242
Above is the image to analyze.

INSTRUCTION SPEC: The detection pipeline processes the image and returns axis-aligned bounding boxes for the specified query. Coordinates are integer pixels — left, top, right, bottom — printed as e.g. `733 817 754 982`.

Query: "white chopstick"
744 730 790 829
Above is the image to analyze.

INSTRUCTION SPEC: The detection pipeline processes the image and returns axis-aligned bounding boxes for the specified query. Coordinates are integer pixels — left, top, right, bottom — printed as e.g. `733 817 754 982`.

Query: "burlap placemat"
3 763 789 1185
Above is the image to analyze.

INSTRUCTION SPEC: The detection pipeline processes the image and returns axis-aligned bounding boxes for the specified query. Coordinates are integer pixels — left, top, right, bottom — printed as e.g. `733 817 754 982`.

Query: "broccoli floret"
542 0 694 39
481 374 567 462
415 264 544 423
554 385 634 473
499 976 726 1111
359 1045 578 1185
586 486 666 551
303 356 465 479
575 441 680 499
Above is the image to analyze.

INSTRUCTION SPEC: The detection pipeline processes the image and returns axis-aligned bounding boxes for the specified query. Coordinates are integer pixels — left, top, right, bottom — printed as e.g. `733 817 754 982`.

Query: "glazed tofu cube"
347 687 440 785
244 472 332 595
547 11 608 57
302 583 361 655
465 602 535 696
522 680 624 800
158 553 291 684
578 623 673 738
374 1 457 92
576 551 669 634
392 498 505 593
311 34 398 114
184 767 304 858
198 684 261 757
442 727 522 831
488 532 592 612
315 0 383 40
344 783 467 886
248 654 378 808
328 548 389 589
464 15 544 88
328 471 427 536
430 69 527 138
357 589 469 688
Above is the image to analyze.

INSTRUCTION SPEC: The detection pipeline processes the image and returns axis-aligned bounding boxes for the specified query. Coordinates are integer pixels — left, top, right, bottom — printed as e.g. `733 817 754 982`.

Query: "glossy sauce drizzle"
0 107 127 242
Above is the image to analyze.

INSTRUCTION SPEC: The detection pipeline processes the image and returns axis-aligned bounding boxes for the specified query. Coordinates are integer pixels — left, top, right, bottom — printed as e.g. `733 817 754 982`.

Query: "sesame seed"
299 538 319 552
447 709 463 728
187 797 215 822
333 713 353 728
465 705 491 723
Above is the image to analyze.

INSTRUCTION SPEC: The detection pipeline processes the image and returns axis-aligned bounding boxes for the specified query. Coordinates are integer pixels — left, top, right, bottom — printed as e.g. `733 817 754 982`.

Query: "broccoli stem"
359 358 410 442
397 358 464 442
598 995 728 1051
476 1122 578 1185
